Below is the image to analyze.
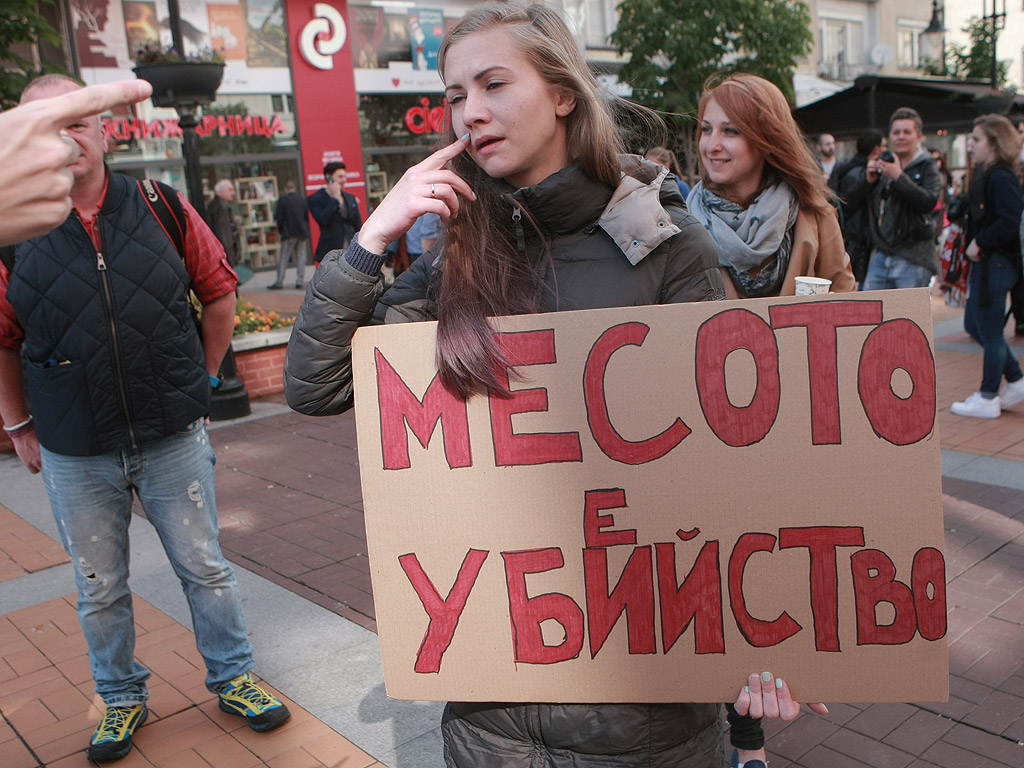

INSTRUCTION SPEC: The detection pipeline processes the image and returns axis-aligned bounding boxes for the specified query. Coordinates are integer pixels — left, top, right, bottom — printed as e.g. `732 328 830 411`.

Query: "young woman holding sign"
285 4 824 766
687 73 856 298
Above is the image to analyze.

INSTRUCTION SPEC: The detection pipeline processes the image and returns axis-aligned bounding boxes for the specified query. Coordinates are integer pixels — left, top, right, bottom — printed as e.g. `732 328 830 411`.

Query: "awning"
794 75 1018 138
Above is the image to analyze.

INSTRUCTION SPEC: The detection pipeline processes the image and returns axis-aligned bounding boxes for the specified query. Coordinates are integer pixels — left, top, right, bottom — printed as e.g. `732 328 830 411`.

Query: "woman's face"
698 97 765 204
967 127 993 167
443 26 575 188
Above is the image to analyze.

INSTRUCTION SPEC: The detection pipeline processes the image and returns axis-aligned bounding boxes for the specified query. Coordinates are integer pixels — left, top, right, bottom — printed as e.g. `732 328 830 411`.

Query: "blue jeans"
964 253 1024 396
40 419 253 707
863 250 933 290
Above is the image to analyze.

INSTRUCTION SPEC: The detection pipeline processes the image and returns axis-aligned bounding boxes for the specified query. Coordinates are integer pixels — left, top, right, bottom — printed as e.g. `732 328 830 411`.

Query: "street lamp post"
982 0 1006 87
922 1 945 75
163 0 251 421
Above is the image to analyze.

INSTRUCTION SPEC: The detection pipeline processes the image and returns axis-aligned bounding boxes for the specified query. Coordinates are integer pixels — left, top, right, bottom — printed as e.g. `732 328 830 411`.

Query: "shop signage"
299 2 348 70
102 114 287 141
287 0 367 219
351 290 949 704
404 97 448 135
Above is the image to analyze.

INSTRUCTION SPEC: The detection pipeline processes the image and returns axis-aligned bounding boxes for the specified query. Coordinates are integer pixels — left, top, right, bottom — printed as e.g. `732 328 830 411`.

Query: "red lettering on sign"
851 548 917 644
489 330 582 466
769 301 883 444
657 540 725 654
696 309 781 447
503 548 584 664
912 547 947 641
404 97 449 134
858 319 936 445
584 545 656 656
729 533 802 646
583 488 637 548
584 322 691 464
400 549 489 674
375 348 472 470
778 526 866 651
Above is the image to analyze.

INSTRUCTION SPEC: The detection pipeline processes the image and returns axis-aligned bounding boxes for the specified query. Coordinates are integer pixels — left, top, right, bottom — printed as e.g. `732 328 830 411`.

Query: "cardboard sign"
352 289 948 703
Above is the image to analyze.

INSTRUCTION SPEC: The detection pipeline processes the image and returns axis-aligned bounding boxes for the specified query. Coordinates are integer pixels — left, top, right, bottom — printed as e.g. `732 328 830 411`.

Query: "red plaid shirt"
0 173 237 350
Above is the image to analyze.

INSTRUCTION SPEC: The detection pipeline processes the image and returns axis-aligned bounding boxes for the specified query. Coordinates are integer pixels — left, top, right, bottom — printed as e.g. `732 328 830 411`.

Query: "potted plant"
133 44 226 108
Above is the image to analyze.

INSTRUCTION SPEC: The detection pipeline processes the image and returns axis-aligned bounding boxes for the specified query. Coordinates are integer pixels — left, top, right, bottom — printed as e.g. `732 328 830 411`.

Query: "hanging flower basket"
133 61 225 108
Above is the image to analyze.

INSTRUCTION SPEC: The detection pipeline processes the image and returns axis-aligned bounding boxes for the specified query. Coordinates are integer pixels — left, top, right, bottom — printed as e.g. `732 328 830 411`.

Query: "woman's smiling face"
698 97 765 204
443 26 575 188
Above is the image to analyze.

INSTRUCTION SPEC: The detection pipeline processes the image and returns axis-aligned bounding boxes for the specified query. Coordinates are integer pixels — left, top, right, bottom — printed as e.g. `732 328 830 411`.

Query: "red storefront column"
286 0 368 224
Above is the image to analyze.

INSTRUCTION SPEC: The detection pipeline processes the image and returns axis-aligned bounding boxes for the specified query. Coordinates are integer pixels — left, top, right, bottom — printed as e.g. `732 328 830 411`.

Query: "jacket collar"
502 156 682 265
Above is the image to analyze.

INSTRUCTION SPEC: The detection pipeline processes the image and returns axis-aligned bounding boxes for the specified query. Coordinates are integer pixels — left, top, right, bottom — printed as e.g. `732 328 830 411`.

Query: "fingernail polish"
744 686 749 693
776 677 783 689
461 132 470 142
761 671 771 683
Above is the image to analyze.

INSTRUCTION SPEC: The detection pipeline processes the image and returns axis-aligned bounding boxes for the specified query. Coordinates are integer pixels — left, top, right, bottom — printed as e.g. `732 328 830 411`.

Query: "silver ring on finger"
430 183 435 197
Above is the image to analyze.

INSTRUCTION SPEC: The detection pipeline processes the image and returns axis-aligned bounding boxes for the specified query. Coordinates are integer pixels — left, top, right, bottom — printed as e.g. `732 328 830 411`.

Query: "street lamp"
921 1 945 75
982 0 1006 88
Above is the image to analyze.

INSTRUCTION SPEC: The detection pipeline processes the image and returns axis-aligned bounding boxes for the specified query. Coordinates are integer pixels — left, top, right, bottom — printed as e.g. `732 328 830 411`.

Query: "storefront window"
359 93 448 210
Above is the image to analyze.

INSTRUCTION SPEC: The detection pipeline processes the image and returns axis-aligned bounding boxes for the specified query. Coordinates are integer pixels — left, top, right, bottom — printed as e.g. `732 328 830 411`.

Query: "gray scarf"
687 181 799 297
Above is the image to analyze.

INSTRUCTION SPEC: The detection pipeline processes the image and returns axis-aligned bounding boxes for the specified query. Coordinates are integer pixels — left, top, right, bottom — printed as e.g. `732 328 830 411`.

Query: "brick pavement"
1 287 1022 766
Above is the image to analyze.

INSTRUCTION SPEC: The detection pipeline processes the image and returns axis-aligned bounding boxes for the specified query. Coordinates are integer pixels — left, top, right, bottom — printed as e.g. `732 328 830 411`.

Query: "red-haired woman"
687 73 856 298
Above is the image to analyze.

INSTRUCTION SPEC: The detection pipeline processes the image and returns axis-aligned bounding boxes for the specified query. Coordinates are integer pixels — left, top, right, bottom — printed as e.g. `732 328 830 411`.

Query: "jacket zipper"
94 236 138 450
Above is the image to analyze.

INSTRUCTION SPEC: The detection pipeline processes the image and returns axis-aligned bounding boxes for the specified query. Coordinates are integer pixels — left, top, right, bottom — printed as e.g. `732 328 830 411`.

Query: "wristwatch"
209 374 222 390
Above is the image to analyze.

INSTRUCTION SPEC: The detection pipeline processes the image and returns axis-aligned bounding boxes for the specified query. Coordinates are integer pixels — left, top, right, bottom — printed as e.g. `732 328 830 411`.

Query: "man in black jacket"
208 179 241 267
268 180 311 289
308 160 362 262
0 76 289 763
856 108 941 290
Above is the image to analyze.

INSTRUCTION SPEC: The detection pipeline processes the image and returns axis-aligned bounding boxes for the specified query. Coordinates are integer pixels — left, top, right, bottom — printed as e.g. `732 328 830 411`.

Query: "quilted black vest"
6 171 210 456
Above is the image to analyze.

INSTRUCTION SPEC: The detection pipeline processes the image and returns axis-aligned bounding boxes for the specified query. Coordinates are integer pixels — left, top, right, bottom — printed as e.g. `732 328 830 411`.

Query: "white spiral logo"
299 3 347 71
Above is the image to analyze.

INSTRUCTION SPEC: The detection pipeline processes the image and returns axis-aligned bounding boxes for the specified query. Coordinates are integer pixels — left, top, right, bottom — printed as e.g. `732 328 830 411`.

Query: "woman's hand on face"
734 671 828 721
357 134 475 255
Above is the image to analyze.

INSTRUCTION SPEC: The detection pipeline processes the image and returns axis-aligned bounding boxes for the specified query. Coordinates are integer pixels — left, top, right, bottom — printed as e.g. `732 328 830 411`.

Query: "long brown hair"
697 73 831 214
433 2 626 399
973 114 1023 174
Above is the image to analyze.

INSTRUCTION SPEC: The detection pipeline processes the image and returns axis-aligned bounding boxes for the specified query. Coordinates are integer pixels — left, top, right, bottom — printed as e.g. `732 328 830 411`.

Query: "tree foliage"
610 0 814 120
0 0 65 108
921 17 1009 87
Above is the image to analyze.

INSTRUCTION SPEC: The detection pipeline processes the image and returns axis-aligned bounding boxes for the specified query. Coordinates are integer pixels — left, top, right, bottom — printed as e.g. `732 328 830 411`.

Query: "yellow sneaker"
87 704 147 762
217 672 291 732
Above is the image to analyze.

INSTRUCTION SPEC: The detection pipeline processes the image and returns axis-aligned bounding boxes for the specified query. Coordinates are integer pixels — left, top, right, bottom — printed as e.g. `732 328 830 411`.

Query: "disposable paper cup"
794 276 831 296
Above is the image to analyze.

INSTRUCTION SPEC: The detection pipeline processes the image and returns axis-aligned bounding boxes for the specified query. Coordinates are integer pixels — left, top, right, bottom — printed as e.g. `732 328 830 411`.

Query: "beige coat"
720 206 857 299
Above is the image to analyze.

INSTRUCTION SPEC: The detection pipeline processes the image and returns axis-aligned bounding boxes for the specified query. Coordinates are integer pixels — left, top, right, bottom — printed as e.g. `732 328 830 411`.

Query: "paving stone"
846 702 917 740
941 723 1024 766
881 708 955 756
823 726 915 767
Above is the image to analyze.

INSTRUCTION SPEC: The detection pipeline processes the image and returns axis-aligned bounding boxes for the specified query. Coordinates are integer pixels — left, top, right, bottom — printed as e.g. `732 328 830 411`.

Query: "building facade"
793 0 939 107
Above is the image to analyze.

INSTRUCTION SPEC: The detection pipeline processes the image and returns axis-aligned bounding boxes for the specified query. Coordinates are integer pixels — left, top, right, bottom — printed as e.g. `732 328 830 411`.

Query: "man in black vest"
0 76 289 763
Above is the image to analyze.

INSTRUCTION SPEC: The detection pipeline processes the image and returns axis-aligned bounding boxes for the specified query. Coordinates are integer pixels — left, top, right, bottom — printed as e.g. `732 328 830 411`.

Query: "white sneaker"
1000 378 1024 409
950 392 1001 419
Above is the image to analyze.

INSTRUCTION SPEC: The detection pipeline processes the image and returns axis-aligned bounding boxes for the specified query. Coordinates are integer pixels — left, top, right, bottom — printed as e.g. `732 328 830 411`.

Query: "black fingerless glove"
726 703 765 750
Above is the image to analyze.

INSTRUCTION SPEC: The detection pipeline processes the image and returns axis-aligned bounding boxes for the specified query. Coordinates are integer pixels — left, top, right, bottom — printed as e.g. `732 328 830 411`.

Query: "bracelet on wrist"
3 416 35 439
3 415 32 433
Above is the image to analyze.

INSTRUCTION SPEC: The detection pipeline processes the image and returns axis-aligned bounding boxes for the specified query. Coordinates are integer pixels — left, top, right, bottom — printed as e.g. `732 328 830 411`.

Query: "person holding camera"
855 107 942 290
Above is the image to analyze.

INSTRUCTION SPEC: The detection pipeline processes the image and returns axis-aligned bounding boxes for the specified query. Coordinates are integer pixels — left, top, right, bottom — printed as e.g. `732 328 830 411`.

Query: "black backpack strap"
0 245 14 273
138 179 188 261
